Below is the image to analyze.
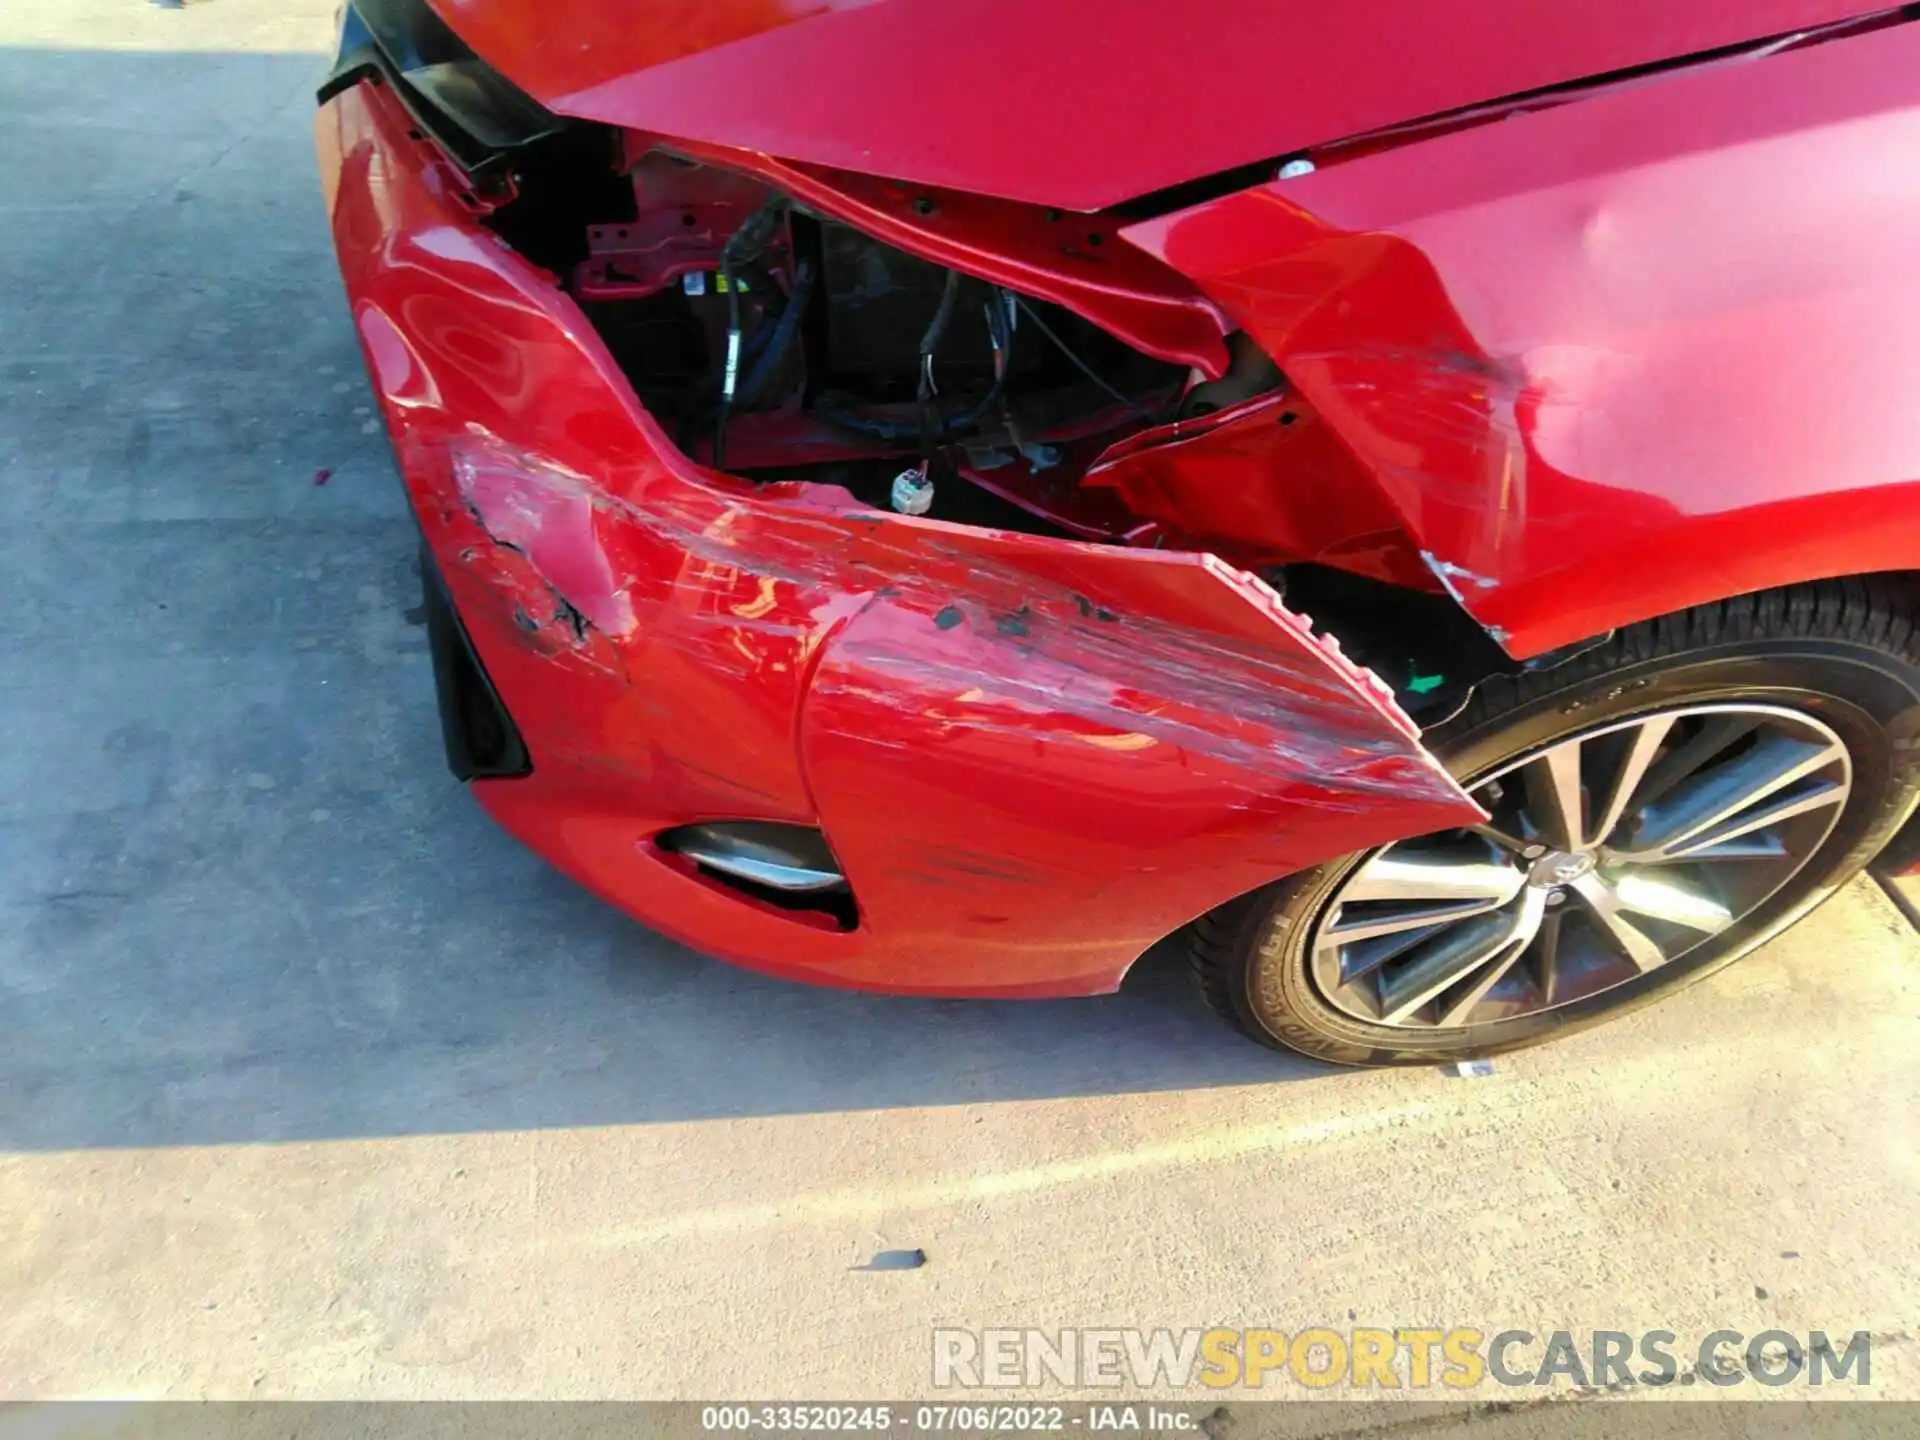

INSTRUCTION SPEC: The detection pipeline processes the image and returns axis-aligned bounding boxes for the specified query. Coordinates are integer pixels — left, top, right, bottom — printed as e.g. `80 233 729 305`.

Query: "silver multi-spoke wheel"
1308 704 1853 1030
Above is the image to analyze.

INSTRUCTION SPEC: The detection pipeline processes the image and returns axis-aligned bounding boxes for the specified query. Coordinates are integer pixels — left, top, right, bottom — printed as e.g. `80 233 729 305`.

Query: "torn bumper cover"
318 80 1481 997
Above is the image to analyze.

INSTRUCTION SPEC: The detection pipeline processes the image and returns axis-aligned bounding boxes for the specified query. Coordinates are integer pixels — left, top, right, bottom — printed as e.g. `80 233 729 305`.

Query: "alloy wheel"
1307 703 1853 1030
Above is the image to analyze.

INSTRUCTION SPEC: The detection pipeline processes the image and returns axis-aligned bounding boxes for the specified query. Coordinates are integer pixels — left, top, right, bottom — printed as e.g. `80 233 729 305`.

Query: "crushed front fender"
1124 17 1920 659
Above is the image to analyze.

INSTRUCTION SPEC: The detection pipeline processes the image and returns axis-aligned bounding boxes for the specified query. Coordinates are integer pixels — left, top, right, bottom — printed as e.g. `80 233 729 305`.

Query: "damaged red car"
316 0 1920 1065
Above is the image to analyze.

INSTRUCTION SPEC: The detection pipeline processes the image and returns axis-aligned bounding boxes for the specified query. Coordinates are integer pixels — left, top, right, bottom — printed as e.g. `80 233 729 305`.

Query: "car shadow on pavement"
0 41 1331 1152
7 768 1328 1150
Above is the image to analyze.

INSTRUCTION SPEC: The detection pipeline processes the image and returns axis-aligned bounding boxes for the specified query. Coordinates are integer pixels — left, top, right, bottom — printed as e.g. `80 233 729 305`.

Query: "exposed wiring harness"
705 222 1152 469
816 281 1152 446
711 196 791 469
713 263 742 468
815 277 1015 444
1011 295 1155 419
737 258 814 408
914 270 962 471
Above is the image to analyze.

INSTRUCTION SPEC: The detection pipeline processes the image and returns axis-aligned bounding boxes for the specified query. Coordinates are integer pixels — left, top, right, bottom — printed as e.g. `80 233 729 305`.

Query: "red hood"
427 0 1879 210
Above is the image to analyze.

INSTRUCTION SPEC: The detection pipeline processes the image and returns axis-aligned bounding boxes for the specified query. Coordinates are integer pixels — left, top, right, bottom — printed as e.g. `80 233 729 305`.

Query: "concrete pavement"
1 0 1916 1413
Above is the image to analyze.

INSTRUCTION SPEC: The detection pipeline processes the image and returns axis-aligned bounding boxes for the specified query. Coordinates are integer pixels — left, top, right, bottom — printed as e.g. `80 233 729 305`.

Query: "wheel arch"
1180 574 1920 1060
1130 566 1920 990
1455 507 1920 662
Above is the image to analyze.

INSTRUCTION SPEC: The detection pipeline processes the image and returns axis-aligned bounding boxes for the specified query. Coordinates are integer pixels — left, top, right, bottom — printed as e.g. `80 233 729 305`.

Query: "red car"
316 0 1920 1065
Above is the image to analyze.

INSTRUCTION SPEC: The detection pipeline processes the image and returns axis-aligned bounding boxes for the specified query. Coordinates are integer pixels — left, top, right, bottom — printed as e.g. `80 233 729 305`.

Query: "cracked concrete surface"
1 0 1916 1417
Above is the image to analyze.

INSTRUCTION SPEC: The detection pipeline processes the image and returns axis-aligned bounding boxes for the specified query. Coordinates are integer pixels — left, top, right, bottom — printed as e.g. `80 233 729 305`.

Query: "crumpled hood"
426 0 1878 210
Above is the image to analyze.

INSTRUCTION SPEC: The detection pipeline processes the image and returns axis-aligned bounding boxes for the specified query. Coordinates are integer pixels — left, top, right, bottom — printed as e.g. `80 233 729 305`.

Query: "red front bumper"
317 80 1480 998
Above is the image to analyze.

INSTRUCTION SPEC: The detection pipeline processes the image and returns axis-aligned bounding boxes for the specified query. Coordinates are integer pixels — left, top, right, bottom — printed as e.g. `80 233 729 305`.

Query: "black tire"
1189 578 1920 1066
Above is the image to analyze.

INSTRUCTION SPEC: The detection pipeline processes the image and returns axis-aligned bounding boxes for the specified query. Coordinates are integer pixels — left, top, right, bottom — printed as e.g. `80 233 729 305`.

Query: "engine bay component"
568 152 1225 538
